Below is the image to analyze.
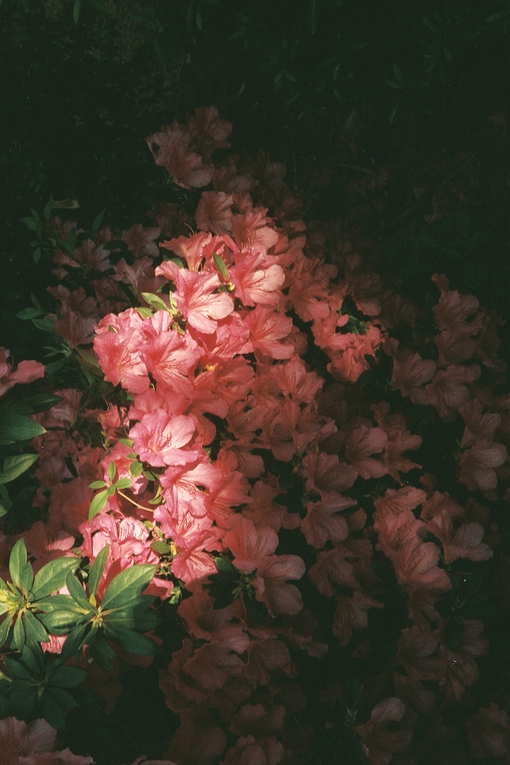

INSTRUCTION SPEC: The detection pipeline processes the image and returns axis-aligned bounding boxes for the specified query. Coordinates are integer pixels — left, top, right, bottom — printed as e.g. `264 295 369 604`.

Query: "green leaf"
88 545 109 597
129 461 144 478
136 307 153 319
66 572 90 609
150 540 171 554
48 686 78 709
12 615 26 650
51 665 87 688
38 608 86 634
213 253 230 279
101 564 157 611
33 248 42 265
114 477 131 490
39 689 66 730
104 625 157 655
60 623 89 662
0 614 11 647
0 504 7 518
43 195 55 222
91 208 106 232
89 489 109 521
0 454 38 484
21 644 44 674
23 610 49 644
73 0 81 24
9 539 28 589
0 415 46 442
87 632 117 671
89 480 106 490
32 557 79 600
107 461 116 483
141 292 170 312
16 307 42 320
8 687 36 720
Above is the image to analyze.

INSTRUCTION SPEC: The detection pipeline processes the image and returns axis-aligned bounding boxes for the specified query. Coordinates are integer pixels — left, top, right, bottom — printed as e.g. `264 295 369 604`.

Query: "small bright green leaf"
89 480 106 490
107 461 116 483
136 306 153 319
32 557 79 600
0 454 38 484
213 253 230 279
88 545 109 597
89 489 109 521
0 415 46 442
129 461 144 478
141 292 170 312
101 564 157 611
150 540 171 554
115 477 131 490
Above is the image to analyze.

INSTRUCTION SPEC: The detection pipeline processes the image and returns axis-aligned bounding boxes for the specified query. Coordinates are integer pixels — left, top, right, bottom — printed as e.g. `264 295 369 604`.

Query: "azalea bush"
1 106 509 764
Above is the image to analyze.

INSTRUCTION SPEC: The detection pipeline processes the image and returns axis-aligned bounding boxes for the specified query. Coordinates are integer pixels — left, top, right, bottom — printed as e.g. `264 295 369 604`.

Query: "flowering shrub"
1 106 509 764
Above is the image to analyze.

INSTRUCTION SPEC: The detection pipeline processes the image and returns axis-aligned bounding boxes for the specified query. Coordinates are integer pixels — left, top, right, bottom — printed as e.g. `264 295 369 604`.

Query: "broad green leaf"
136 307 153 319
141 292 170 312
51 665 87 688
35 594 79 612
32 557 79 600
38 609 86 634
88 545 109 597
60 623 89 662
105 607 159 633
88 489 109 521
12 615 26 650
39 690 66 730
101 564 157 611
3 657 33 679
66 572 90 609
151 540 171 554
0 615 11 648
24 610 49 644
8 687 36 720
49 686 78 709
104 625 157 655
21 644 44 675
0 454 39 483
87 632 116 671
129 461 144 478
9 539 28 589
0 415 46 442
16 307 42 320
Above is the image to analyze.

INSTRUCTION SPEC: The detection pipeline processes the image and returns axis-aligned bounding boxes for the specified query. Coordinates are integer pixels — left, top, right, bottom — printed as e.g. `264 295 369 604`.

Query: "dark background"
2 0 510 356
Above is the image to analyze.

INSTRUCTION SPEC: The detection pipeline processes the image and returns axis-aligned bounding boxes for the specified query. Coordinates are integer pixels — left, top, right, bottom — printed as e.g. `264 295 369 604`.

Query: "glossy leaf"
101 564 157 611
88 545 109 597
89 489 109 521
32 557 79 600
0 454 38 484
0 415 46 441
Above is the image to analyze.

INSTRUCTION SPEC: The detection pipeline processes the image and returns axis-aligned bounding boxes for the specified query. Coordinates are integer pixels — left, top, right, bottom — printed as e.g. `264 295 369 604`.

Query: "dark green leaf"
48 686 78 709
21 644 44 675
104 625 157 655
24 610 49 644
32 557 79 600
0 454 39 485
60 623 89 662
91 208 106 232
73 0 81 25
9 539 28 589
101 564 157 611
3 656 32 680
0 615 11 647
39 689 66 729
51 665 87 688
16 307 42 320
66 572 90 608
12 615 26 650
88 545 109 597
0 415 46 441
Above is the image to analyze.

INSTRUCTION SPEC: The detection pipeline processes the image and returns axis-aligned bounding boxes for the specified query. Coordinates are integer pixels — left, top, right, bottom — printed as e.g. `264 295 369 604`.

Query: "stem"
116 490 154 513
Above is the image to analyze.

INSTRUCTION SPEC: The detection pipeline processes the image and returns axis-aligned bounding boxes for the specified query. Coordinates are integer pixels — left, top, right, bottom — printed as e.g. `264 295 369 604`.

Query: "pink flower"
195 191 234 234
466 703 510 759
130 411 198 467
121 224 161 259
146 123 212 188
158 266 234 334
0 347 45 397
224 517 279 572
458 439 507 492
242 306 294 359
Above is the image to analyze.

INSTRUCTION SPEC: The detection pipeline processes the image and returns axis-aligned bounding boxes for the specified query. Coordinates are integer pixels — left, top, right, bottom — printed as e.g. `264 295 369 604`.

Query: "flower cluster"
1 107 509 764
